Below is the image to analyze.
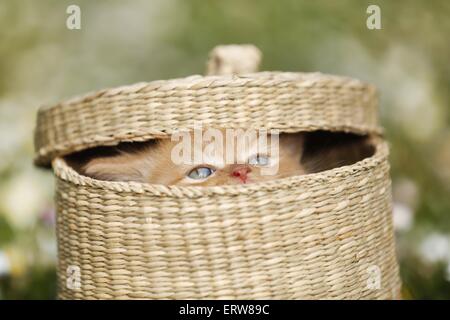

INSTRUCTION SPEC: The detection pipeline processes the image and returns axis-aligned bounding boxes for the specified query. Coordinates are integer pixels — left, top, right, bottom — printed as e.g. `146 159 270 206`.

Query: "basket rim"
34 71 381 167
52 138 389 198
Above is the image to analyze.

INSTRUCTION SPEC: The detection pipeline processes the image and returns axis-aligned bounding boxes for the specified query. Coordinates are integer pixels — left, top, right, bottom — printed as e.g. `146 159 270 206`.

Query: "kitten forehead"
201 153 225 168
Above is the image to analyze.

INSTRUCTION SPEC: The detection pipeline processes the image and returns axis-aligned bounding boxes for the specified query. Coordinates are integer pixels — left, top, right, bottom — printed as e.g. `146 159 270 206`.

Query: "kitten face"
74 130 305 186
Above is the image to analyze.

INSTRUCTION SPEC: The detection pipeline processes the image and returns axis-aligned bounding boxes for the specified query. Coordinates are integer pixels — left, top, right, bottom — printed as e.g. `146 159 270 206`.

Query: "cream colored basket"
34 45 401 299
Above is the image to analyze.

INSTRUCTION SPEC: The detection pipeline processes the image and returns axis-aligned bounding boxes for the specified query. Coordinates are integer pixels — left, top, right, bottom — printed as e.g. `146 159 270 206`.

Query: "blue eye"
187 167 215 180
248 154 270 166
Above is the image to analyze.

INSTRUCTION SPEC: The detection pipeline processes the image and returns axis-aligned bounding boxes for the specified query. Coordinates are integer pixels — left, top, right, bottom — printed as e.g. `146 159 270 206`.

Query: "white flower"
419 233 450 263
0 251 11 276
392 202 414 232
0 167 53 229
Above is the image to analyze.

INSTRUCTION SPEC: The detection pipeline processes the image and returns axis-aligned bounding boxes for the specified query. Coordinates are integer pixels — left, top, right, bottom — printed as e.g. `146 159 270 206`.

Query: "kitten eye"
248 154 270 166
187 167 215 180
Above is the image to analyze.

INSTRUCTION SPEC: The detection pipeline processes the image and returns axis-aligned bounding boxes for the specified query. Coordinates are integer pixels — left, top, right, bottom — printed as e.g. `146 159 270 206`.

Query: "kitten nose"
231 166 251 182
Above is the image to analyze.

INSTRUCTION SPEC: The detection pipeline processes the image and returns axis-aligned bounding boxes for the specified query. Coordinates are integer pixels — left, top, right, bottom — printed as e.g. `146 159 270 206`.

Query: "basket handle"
206 44 262 76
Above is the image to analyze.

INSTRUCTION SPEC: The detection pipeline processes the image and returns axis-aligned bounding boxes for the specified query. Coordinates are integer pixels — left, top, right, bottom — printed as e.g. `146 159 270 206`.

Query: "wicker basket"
34 45 401 299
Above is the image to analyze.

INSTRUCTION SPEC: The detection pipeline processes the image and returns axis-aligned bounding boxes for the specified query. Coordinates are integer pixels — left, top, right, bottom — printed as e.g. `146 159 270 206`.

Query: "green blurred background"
0 0 449 299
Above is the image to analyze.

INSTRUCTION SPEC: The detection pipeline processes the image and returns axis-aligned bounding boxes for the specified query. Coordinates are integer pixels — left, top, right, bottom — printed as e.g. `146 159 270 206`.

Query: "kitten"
65 130 374 186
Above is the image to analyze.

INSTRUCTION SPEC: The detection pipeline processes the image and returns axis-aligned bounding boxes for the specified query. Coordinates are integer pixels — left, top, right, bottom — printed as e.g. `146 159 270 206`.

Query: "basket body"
54 140 401 299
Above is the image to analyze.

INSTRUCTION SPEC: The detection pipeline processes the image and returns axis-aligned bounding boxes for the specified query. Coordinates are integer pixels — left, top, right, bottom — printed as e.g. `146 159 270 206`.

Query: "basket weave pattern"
54 141 400 299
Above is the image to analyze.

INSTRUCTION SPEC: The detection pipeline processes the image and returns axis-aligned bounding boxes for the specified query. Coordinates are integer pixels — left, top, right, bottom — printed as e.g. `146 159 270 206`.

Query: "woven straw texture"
53 139 401 299
35 45 401 299
34 72 381 166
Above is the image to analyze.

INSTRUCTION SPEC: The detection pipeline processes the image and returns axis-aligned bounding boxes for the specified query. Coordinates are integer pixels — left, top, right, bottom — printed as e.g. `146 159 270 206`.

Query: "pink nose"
231 166 251 182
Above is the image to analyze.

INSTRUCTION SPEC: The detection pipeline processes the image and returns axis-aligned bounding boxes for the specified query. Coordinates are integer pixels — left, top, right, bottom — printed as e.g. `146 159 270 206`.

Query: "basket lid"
34 44 381 167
